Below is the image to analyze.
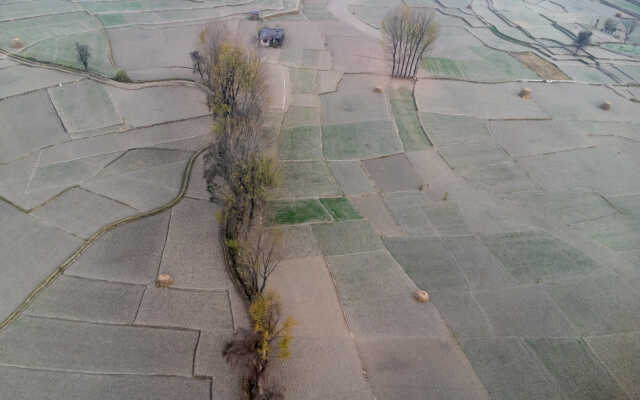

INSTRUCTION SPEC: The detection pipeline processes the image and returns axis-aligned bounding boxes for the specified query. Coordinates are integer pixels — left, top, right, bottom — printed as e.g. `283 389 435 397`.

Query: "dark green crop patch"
319 197 362 221
267 199 331 225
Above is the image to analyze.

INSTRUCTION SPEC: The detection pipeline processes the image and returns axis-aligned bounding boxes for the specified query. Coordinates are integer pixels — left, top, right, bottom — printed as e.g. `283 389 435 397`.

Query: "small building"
258 27 285 47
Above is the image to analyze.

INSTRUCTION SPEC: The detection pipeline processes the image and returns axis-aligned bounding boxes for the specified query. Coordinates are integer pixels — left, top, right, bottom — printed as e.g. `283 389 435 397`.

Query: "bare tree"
191 25 226 87
205 116 266 193
75 42 90 71
191 24 267 119
195 22 275 241
382 6 439 79
204 114 278 235
622 18 637 42
238 228 283 300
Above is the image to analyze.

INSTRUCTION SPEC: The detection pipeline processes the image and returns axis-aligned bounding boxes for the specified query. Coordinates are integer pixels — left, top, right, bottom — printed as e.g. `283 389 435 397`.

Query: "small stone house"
258 28 285 47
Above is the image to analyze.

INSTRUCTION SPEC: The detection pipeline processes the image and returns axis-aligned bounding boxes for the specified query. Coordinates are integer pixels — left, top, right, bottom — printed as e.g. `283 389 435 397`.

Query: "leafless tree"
205 117 265 192
382 6 439 79
622 18 637 42
191 24 226 87
204 116 277 223
237 228 283 300
75 42 90 71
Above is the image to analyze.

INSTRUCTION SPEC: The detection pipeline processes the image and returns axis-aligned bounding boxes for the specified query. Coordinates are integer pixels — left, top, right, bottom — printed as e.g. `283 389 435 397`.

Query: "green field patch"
321 89 389 125
0 13 116 76
603 43 640 58
312 220 382 255
462 338 565 399
526 338 631 400
571 214 640 252
94 0 285 26
348 4 396 29
23 31 117 76
283 106 321 128
319 197 362 221
81 0 149 13
384 236 466 291
267 199 331 225
423 47 537 81
424 204 470 236
460 162 538 195
389 88 431 150
273 161 340 198
389 87 417 115
559 65 614 84
0 12 97 47
0 0 80 22
302 0 336 20
322 120 402 160
545 273 640 335
383 191 436 236
482 231 601 284
97 14 128 26
419 112 490 146
48 80 122 135
289 68 318 94
279 49 332 69
423 57 465 78
279 125 323 160
599 0 640 15
395 113 431 150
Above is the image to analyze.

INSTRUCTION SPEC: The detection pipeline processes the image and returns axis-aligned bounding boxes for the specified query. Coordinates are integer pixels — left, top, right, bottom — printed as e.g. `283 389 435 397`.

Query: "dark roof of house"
259 27 285 41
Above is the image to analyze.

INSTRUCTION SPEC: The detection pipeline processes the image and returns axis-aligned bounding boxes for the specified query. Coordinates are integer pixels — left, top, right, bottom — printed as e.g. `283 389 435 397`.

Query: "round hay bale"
414 290 430 303
600 101 611 111
373 87 384 94
519 88 531 99
12 37 24 49
156 274 175 288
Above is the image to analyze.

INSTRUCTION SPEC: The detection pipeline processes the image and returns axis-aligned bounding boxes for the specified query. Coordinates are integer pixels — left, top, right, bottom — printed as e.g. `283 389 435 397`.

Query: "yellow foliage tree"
224 290 294 399
250 291 295 361
191 24 266 119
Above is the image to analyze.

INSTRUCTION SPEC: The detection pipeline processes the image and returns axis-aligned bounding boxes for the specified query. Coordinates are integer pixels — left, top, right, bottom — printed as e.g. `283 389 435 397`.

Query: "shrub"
75 42 90 71
382 6 440 79
574 30 592 54
604 18 617 34
113 69 132 82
